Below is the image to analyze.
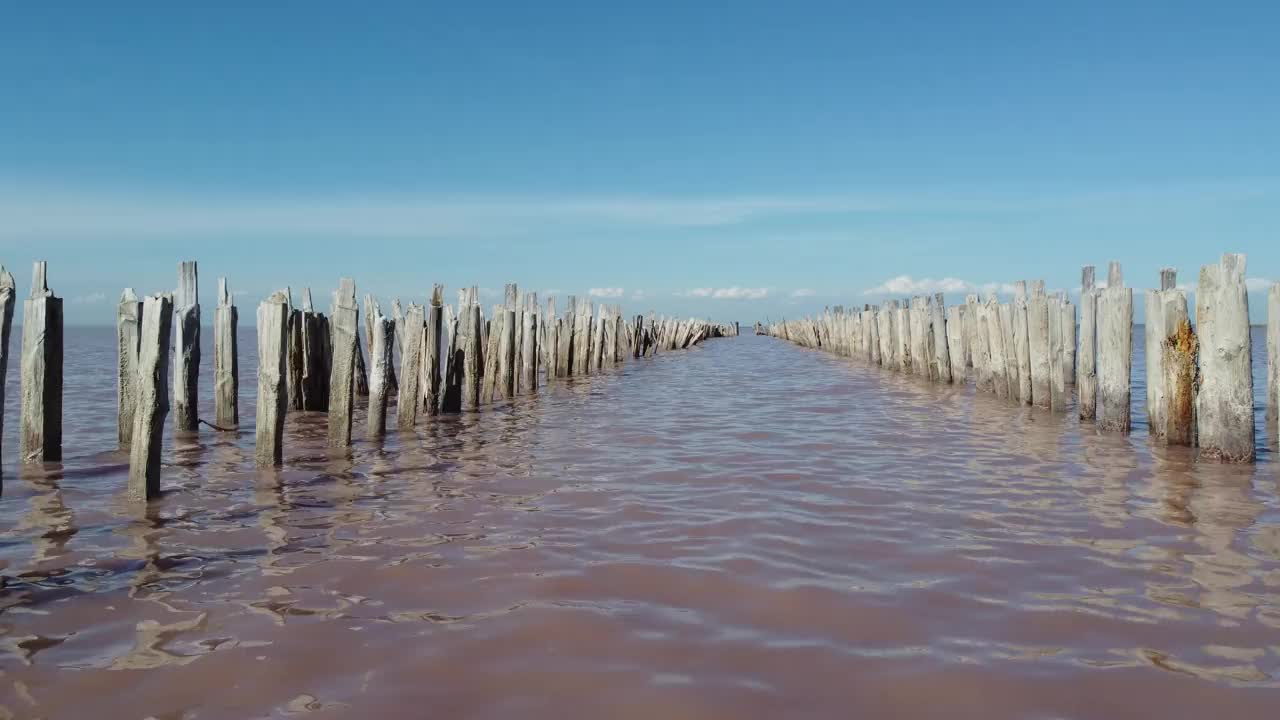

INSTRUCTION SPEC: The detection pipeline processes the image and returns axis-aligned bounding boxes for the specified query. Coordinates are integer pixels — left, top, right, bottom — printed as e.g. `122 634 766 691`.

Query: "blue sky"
1 1 1277 323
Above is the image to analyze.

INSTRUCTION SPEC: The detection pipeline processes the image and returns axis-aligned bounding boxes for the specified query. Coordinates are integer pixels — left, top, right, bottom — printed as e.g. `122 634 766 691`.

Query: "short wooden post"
1162 299 1197 446
302 290 331 412
1062 290 1077 389
128 293 173 499
1195 253 1254 461
116 288 143 446
327 278 359 448
963 295 984 387
0 268 15 463
945 305 963 379
547 298 561 378
256 291 289 466
572 298 591 374
999 302 1020 402
423 285 443 413
214 278 239 428
20 261 63 462
1144 269 1176 439
173 260 200 433
1027 281 1050 407
397 303 425 428
286 293 304 412
353 324 370 397
1078 266 1098 420
479 301 502 403
366 303 394 438
559 297 577 374
1096 262 1133 432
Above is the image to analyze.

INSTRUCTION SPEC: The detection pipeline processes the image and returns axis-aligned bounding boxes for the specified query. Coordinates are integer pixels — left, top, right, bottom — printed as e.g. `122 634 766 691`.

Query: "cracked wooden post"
1078 266 1098 420
984 293 1008 399
880 301 897 369
367 302 394 438
255 291 289 466
1012 282 1032 405
546 297 560 380
464 301 483 408
285 292 304 412
1027 280 1050 407
1158 287 1193 445
1096 262 1133 432
128 293 173 499
302 289 331 412
440 302 462 412
1269 283 1280 432
116 288 142 446
397 303 425 429
559 296 576 375
1048 295 1066 411
20 262 63 462
214 278 239 429
945 305 963 380
479 301 502 404
1062 290 1077 389
963 295 983 387
931 293 951 382
423 285 443 414
353 323 370 397
520 292 538 392
327 278 359 448
572 297 591 375
0 268 14 464
497 284 517 398
1144 269 1176 440
173 261 199 433
1195 253 1254 461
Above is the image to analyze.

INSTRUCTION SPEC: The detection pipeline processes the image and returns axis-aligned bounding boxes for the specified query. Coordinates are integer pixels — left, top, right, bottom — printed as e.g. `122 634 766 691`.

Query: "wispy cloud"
630 290 648 300
862 275 1018 297
790 288 817 298
682 287 770 300
588 287 624 298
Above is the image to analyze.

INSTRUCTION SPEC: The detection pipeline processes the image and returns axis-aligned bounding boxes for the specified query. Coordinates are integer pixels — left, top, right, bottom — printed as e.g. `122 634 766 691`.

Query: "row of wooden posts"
0 261 740 500
762 254 1261 462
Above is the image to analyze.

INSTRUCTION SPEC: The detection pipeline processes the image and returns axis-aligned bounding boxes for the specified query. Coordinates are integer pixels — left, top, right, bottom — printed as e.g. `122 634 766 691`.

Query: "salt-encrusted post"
464 302 483 408
1078 266 1098 420
20 262 63 462
423 285 443 413
397 303 425 428
128 293 173 499
1269 283 1280 429
1195 253 1254 461
173 260 200 433
214 278 239 428
931 293 951 382
1096 262 1133 432
116 288 142 446
1144 269 1176 440
1062 292 1077 389
367 304 394 438
1027 281 1050 407
255 291 289 466
327 278 359 448
0 268 15 462
572 298 591 375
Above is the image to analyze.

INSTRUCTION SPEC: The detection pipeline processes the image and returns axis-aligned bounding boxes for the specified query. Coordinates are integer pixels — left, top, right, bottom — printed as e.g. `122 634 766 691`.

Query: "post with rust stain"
20 261 63 463
1160 289 1194 446
214 278 239 429
1195 253 1254 461
255 291 289 466
128 293 174 499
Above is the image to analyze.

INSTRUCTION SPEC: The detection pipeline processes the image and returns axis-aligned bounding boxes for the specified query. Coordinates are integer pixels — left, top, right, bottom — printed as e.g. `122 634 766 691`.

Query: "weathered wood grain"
128 293 173 499
1096 262 1133 432
214 278 239 428
327 278 359 448
255 291 289 466
20 261 63 462
1195 253 1253 461
173 260 200 432
116 288 142 446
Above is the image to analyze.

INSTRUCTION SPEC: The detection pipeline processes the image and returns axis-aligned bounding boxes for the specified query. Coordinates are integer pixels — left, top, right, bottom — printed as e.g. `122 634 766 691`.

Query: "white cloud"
630 290 648 300
790 288 817 298
862 276 1017 297
589 287 624 298
72 292 107 305
682 287 769 300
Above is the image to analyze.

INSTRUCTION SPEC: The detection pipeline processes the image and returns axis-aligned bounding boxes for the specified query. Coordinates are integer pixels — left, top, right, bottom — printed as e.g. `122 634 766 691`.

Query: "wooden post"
172 261 200 432
1027 281 1050 407
1269 283 1280 431
1062 290 1077 389
116 288 143 446
1144 269 1176 440
0 268 14 463
931 293 950 382
397 303 425 428
480 302 502 403
327 278 359 448
498 284 518 398
572 298 591 375
964 295 985 387
464 302 483 408
20 261 63 462
1000 302 1020 402
353 324 370 397
440 303 462 412
1012 282 1032 405
559 297 576 374
1078 266 1098 420
256 291 289 466
1096 262 1133 432
880 301 897 369
285 293 304 411
367 303 394 438
303 290 332 412
945 305 963 380
423 285 443 413
547 297 560 379
520 292 538 391
1048 295 1065 411
214 278 239 428
1162 299 1197 446
984 294 1008 399
128 293 173 499
1195 253 1254 461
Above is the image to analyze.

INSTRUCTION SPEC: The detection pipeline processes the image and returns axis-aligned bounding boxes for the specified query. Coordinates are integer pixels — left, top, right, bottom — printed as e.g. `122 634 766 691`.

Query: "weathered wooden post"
1027 281 1050 407
302 290 331 412
0 268 14 463
573 298 591 375
547 297 561 379
984 294 1009 399
945 305 963 379
497 284 518 398
1012 282 1032 405
1096 262 1133 432
1162 296 1197 446
1048 295 1065 411
366 304 394 438
1062 291 1077 388
479 302 502 403
173 261 200 433
963 295 983 387
214 278 239 428
440 303 463 412
256 291 289 466
930 293 951 382
353 325 370 397
464 302 483 408
1269 283 1280 430
999 302 1020 402
423 285 443 413
116 288 142 446
128 293 173 499
1144 269 1177 439
397 303 425 428
20 262 63 462
327 278 359 448
1196 253 1254 461
286 292 305 411
1078 266 1098 420
520 292 538 391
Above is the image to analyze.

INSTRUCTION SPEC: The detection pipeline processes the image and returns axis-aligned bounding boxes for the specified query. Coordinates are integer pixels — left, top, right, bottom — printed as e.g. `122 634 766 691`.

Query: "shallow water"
2 328 1279 718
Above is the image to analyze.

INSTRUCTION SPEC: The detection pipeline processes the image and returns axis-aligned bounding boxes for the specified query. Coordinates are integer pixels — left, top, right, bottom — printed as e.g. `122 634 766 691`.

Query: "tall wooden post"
256 291 289 466
327 278 359 448
367 303 394 438
0 268 14 464
116 288 142 446
464 302 483 408
1195 253 1253 461
173 260 200 432
214 278 239 428
1144 269 1176 440
128 293 174 499
1269 283 1280 431
423 285 443 413
1012 282 1032 405
20 261 63 462
1078 266 1098 420
398 303 425 429
1027 281 1050 407
1096 262 1133 432
498 284 517 398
